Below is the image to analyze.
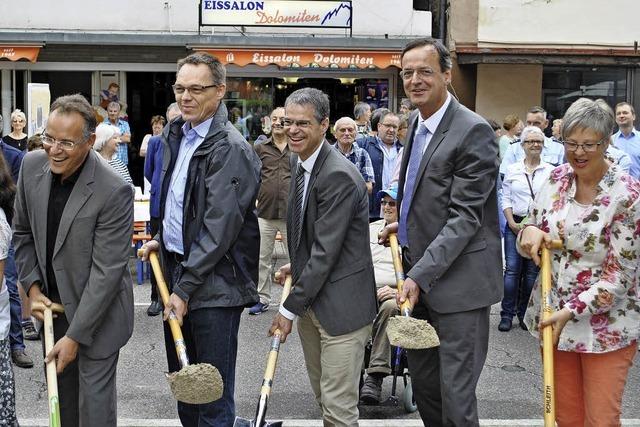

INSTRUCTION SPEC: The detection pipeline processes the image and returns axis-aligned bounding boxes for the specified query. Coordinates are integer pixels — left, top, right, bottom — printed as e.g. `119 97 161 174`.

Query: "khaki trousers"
367 298 400 376
297 310 371 427
257 217 288 304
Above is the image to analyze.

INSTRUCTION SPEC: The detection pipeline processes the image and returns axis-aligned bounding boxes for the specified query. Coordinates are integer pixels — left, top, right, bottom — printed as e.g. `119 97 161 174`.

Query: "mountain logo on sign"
321 2 351 26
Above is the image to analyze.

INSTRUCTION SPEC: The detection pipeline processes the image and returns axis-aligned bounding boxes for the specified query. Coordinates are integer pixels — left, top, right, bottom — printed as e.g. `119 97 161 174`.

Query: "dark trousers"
5 244 25 352
149 217 160 303
42 314 119 427
163 253 243 427
403 254 490 427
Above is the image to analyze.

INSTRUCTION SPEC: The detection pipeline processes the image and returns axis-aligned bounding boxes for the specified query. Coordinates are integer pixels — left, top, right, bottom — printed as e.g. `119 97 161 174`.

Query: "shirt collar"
182 116 214 140
617 128 639 139
299 140 324 173
335 141 356 157
418 92 452 135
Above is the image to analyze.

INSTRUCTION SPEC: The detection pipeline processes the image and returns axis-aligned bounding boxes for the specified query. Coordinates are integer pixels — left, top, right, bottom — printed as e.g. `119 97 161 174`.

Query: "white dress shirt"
501 159 554 217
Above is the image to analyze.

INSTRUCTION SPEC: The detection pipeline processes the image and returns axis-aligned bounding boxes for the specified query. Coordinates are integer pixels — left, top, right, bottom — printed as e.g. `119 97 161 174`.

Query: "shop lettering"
252 52 302 64
255 9 320 25
203 1 265 10
313 53 374 66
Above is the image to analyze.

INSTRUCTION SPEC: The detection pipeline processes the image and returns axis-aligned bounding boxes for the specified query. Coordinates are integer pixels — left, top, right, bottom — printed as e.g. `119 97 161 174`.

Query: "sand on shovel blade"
387 316 440 349
167 363 224 404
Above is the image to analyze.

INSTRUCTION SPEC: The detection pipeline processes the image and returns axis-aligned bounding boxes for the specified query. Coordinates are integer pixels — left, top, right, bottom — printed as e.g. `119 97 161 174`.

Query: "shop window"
31 71 92 105
542 66 627 122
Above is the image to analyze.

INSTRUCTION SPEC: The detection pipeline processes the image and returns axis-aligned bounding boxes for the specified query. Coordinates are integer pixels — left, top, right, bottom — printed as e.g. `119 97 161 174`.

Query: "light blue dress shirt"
376 137 399 191
499 136 564 175
612 129 640 179
163 117 213 254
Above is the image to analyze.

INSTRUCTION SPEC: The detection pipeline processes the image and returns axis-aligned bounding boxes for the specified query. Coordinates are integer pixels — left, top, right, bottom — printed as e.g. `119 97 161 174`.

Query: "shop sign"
197 48 401 69
0 46 40 63
200 1 352 29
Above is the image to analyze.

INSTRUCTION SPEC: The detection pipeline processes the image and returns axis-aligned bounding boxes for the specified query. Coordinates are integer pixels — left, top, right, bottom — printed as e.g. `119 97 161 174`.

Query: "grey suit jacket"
398 97 503 313
13 150 135 359
283 141 377 336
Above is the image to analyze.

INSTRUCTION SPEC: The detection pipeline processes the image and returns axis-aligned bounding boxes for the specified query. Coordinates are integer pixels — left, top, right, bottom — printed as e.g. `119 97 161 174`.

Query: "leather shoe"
22 318 40 341
498 318 512 332
359 375 383 405
147 301 163 317
12 349 34 368
518 317 528 331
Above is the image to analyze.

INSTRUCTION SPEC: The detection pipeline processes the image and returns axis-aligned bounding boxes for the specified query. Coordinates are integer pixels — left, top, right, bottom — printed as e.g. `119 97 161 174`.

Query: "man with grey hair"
333 116 374 194
354 101 372 139
500 106 565 176
103 101 131 166
13 94 134 426
269 88 377 426
141 52 261 426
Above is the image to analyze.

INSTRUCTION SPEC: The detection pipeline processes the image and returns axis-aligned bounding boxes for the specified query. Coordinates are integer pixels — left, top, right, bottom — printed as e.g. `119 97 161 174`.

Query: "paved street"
13 252 640 426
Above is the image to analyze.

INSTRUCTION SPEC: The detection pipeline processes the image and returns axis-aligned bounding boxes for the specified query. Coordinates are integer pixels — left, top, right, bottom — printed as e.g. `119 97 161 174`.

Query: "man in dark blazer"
269 88 377 426
381 38 502 426
13 94 134 426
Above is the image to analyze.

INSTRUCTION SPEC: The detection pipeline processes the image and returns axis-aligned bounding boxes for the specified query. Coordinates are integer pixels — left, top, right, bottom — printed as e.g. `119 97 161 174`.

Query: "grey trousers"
407 304 490 427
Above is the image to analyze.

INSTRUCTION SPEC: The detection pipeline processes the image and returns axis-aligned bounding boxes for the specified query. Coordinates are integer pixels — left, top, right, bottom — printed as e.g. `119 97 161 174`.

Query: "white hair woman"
519 98 640 426
93 123 133 186
2 109 27 151
498 126 554 332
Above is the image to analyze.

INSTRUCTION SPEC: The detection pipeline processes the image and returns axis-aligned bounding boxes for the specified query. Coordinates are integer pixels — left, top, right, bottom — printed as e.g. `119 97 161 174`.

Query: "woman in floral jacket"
519 97 640 426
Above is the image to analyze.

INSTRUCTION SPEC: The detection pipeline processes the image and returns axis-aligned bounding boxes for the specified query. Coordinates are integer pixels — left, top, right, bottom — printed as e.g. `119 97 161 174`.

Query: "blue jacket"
1 140 25 183
359 136 402 218
144 135 163 218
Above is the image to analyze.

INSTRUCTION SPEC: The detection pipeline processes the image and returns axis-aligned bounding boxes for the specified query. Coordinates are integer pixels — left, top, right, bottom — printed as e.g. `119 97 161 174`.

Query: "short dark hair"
527 106 547 119
371 108 391 131
615 102 636 115
285 88 330 124
400 38 452 72
0 151 15 224
50 94 97 142
177 52 226 86
108 82 119 89
150 115 166 127
27 134 43 152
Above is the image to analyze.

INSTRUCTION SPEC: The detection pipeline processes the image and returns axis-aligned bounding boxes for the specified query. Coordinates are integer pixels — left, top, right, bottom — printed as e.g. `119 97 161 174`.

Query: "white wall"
0 0 430 38
478 0 640 47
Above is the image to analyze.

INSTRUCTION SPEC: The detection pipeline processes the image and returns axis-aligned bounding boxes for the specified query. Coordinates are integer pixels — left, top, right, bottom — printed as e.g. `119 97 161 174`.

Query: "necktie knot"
417 122 429 136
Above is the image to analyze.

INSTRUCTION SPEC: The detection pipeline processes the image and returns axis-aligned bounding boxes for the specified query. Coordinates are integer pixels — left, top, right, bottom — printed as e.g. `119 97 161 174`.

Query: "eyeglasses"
282 119 314 129
523 140 544 145
399 68 435 81
42 134 83 151
380 200 397 207
172 84 218 95
561 139 605 152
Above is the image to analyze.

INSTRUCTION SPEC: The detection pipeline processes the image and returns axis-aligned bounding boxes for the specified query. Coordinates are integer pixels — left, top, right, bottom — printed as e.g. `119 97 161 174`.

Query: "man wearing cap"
360 185 400 405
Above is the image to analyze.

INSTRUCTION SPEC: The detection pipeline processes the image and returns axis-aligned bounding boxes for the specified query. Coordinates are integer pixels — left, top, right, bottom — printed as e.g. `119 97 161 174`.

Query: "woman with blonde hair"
2 110 27 151
498 114 524 160
93 123 133 186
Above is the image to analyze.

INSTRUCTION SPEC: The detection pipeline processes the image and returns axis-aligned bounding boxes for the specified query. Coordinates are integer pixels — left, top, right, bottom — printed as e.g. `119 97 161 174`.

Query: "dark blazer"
283 141 377 336
13 150 135 359
398 97 502 313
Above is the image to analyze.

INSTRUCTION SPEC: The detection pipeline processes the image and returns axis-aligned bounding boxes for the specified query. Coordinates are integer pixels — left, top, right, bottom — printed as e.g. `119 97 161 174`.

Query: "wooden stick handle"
389 233 411 315
541 244 558 426
261 275 293 392
31 302 65 314
43 308 61 427
140 250 190 368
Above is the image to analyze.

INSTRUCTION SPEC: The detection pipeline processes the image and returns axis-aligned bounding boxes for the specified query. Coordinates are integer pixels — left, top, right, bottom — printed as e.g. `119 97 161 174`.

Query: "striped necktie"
291 162 306 252
398 123 429 247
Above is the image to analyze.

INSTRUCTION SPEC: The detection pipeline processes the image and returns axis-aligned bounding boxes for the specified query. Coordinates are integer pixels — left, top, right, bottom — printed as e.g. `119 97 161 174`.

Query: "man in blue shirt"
500 106 564 176
104 101 131 166
612 102 640 179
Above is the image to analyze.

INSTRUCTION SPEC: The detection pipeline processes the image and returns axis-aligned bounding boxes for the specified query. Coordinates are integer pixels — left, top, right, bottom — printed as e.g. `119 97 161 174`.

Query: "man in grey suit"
381 39 502 426
269 88 377 426
13 94 134 427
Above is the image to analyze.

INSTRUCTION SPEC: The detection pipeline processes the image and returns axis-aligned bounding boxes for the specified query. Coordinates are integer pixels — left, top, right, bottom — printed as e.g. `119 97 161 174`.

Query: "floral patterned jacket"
519 163 640 353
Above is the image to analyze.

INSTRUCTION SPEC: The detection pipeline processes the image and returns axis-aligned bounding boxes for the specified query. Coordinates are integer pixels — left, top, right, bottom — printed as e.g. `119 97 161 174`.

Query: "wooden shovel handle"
42 307 61 426
31 302 65 314
388 233 411 314
138 249 189 368
541 239 562 426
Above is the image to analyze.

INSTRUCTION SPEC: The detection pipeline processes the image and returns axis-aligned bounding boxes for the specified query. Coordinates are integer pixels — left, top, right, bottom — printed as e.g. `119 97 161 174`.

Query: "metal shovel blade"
233 417 283 427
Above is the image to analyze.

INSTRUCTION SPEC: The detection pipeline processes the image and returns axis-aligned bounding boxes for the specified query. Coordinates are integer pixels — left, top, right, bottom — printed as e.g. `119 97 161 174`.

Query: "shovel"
541 240 563 427
386 233 439 350
138 249 223 404
233 273 293 427
31 301 65 427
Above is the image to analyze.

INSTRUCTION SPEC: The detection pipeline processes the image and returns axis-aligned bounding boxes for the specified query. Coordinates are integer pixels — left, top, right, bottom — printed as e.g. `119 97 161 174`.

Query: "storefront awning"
0 46 40 63
194 48 401 69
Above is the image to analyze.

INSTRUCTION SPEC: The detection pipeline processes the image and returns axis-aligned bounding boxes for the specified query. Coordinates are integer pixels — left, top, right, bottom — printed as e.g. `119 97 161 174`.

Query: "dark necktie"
291 162 306 252
398 123 429 246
